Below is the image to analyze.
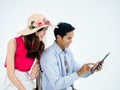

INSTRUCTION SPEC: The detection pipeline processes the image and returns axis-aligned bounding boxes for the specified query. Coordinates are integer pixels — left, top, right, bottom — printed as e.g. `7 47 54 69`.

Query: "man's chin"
66 45 69 48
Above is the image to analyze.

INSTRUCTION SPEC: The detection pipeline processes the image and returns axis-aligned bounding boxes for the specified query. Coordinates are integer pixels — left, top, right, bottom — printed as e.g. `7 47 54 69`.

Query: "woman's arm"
6 38 25 90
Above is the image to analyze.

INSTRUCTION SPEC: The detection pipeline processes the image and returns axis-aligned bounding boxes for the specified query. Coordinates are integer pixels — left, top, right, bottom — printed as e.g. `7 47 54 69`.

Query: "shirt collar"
52 41 67 55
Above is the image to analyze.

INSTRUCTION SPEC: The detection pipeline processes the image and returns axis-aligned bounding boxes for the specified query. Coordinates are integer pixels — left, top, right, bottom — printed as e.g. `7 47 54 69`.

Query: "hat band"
29 19 50 30
29 21 44 30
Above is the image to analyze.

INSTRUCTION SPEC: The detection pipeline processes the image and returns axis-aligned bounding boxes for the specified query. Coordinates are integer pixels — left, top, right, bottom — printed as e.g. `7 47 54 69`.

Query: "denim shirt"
40 41 92 90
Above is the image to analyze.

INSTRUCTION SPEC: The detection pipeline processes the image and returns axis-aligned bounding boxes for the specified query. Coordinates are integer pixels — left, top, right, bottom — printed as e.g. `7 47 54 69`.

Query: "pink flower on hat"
43 18 51 25
33 20 44 28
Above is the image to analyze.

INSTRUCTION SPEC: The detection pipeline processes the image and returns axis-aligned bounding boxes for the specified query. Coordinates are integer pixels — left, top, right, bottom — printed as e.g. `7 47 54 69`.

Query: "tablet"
91 52 110 72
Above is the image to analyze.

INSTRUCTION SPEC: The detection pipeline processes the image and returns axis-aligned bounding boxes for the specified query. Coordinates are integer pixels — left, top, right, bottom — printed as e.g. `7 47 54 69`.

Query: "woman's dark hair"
23 28 45 60
54 22 75 38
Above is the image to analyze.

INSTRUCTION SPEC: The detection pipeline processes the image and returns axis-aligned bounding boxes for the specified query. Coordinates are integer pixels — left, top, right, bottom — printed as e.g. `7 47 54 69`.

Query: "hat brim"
17 25 50 35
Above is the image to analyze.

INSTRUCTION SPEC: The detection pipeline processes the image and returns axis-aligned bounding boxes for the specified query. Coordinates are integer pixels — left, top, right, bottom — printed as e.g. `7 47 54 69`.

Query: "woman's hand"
30 62 40 80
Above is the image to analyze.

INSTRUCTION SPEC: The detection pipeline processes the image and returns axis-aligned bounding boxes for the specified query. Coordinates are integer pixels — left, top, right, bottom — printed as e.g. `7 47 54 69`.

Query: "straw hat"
17 13 52 35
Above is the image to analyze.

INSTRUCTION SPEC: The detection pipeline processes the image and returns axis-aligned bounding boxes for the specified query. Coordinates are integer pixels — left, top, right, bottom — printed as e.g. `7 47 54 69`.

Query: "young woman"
4 13 53 90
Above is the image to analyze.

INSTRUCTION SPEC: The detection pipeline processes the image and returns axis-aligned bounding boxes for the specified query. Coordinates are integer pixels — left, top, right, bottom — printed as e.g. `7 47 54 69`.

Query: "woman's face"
36 27 48 41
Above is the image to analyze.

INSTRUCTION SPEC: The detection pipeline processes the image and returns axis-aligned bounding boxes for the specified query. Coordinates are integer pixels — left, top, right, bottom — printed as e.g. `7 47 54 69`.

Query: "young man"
40 22 102 90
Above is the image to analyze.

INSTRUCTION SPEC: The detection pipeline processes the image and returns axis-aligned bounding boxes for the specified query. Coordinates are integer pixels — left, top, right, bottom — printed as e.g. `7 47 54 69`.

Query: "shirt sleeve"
40 49 79 90
79 71 92 78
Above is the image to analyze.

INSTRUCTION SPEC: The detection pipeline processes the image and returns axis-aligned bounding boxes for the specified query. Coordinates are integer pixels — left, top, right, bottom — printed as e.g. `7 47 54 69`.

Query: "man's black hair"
54 22 75 38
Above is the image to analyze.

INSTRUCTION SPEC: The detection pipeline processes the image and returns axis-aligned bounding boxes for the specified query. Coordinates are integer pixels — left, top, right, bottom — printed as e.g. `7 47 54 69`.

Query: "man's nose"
70 39 72 43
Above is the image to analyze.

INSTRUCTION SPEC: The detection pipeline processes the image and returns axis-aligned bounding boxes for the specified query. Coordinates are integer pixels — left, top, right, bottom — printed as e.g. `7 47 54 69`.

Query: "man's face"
57 31 74 49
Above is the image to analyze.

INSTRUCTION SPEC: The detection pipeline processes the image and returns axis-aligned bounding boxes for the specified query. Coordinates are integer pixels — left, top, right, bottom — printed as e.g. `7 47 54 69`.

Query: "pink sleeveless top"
5 36 34 72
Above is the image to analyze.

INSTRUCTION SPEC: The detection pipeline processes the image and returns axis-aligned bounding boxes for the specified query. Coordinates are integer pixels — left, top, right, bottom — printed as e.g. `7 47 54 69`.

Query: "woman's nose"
42 30 46 36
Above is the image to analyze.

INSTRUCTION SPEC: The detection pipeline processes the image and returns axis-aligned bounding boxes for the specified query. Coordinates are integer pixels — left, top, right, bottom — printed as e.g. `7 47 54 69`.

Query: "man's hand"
77 63 94 76
91 61 102 73
30 62 40 80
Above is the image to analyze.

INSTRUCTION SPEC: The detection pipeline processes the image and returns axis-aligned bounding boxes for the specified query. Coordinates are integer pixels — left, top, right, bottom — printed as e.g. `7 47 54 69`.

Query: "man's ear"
56 35 61 40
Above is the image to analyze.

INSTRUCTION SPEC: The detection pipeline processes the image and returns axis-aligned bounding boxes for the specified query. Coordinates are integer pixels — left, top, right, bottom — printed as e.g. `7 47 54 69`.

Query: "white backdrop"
0 0 120 90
